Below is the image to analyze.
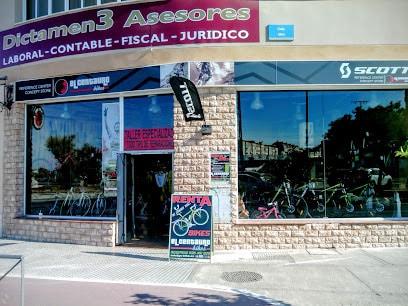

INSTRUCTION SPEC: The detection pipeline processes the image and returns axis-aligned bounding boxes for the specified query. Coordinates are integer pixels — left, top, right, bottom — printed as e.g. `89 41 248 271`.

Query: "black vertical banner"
169 76 205 121
169 194 212 261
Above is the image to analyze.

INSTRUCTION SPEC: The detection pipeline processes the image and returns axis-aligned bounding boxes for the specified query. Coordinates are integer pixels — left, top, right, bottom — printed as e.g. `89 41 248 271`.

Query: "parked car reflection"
238 172 272 205
368 168 393 189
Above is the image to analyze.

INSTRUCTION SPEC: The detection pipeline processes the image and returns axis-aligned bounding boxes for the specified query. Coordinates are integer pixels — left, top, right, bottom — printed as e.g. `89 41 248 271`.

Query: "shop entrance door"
124 153 172 246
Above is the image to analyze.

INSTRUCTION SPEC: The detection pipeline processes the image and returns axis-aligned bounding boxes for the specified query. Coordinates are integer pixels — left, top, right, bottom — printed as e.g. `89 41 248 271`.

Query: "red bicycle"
250 201 286 219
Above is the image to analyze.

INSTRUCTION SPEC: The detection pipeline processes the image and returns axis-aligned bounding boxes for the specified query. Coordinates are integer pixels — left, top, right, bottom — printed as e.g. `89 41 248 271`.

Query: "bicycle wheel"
192 208 209 225
70 201 82 216
91 196 106 217
60 200 71 216
280 195 309 218
250 209 264 219
81 196 92 216
173 219 189 236
49 199 59 215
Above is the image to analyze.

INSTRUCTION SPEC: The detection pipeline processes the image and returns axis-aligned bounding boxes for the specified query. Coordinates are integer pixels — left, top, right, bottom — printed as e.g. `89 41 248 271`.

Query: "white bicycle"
90 193 106 217
69 189 92 216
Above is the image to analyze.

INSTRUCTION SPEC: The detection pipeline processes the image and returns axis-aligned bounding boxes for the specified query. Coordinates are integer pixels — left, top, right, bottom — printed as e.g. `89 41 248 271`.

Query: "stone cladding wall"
213 222 408 250
2 90 407 249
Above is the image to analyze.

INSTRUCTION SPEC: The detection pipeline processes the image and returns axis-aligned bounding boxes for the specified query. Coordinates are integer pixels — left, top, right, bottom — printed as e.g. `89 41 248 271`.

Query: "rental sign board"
169 194 212 261
0 0 259 69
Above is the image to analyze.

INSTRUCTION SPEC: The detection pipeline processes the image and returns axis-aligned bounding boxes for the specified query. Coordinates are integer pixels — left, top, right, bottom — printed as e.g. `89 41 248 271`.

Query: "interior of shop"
124 153 172 248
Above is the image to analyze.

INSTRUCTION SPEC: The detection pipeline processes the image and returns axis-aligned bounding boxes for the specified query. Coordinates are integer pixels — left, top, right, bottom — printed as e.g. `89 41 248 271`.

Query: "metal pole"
21 255 24 306
131 157 136 238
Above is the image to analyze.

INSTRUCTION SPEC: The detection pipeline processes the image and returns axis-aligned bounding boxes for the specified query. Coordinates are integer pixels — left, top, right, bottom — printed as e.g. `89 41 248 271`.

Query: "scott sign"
340 62 408 79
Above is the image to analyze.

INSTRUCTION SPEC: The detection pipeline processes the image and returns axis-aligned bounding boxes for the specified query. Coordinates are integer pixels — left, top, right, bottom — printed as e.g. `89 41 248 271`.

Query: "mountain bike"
346 182 391 217
276 179 309 218
172 204 209 237
308 183 354 218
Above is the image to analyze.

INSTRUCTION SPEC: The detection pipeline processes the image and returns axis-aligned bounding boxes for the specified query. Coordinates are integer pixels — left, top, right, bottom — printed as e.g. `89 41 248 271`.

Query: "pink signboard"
124 127 174 150
1 0 259 69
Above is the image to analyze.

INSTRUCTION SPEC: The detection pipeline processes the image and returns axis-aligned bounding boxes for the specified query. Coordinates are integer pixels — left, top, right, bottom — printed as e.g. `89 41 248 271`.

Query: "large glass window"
238 90 408 219
26 99 119 218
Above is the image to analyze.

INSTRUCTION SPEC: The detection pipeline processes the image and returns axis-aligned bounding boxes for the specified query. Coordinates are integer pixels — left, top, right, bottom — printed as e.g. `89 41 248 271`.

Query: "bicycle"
250 201 286 219
90 193 106 217
308 183 354 218
69 189 92 216
274 179 309 218
49 194 62 215
347 182 391 217
136 193 148 216
172 204 209 237
59 187 76 215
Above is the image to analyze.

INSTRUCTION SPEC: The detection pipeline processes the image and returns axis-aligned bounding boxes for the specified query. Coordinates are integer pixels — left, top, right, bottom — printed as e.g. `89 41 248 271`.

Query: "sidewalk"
1 238 407 305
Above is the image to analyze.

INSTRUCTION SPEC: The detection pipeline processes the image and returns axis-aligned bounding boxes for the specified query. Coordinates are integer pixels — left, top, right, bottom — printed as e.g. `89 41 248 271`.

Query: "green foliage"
325 101 408 169
46 134 76 161
395 141 408 158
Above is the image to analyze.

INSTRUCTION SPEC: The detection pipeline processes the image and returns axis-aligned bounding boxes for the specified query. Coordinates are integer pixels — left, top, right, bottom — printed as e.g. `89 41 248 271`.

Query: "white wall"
0 0 18 31
260 0 408 45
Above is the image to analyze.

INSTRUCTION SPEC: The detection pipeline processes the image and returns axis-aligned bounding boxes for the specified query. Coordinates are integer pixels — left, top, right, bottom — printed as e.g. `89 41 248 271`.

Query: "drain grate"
221 271 262 283
252 252 294 263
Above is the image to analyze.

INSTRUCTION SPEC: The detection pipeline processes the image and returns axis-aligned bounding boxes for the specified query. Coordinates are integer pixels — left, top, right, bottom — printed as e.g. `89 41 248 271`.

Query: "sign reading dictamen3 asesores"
0 0 259 68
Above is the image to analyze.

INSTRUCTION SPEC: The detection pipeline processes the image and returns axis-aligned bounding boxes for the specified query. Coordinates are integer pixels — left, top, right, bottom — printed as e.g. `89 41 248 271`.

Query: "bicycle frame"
252 201 285 219
172 204 209 236
311 183 354 217
347 182 390 215
59 187 75 215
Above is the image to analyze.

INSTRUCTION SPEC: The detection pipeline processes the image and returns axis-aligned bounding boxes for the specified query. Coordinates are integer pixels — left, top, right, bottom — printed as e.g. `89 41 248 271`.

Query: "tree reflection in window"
238 90 408 219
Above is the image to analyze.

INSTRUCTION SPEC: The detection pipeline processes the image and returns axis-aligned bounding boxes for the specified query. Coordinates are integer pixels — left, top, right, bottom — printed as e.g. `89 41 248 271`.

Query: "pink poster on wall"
124 127 174 151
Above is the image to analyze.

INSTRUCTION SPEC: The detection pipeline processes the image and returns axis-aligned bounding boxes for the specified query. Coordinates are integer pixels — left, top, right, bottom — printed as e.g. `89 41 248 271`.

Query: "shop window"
123 95 174 151
238 90 408 220
26 99 119 218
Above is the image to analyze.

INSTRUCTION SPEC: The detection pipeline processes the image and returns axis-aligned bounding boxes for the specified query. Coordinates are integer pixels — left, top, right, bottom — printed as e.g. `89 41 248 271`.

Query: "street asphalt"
0 238 407 305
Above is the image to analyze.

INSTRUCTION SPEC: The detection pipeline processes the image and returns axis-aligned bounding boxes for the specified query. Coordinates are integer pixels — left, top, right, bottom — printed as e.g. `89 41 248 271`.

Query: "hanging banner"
170 76 205 121
169 194 212 261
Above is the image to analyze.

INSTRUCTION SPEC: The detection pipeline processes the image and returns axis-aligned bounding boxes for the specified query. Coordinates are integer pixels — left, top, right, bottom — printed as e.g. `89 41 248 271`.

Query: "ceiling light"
148 96 161 113
250 92 264 110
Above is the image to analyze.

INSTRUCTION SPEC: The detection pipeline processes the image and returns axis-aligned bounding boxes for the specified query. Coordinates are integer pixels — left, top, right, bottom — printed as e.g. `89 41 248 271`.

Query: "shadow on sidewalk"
82 251 168 261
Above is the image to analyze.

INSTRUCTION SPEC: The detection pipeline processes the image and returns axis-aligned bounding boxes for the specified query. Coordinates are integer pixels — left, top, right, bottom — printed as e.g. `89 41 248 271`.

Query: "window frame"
23 0 128 20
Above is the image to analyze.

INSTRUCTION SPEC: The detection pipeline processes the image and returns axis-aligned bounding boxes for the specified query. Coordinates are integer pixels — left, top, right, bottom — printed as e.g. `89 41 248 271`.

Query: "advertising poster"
102 103 119 196
124 127 174 150
169 194 212 261
211 153 230 184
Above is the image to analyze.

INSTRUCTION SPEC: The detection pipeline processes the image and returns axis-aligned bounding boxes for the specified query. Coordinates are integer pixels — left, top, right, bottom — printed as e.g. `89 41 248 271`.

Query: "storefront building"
1 0 407 249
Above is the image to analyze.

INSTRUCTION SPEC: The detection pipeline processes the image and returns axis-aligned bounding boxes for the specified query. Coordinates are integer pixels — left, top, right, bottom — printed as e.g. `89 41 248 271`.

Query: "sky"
240 90 406 147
